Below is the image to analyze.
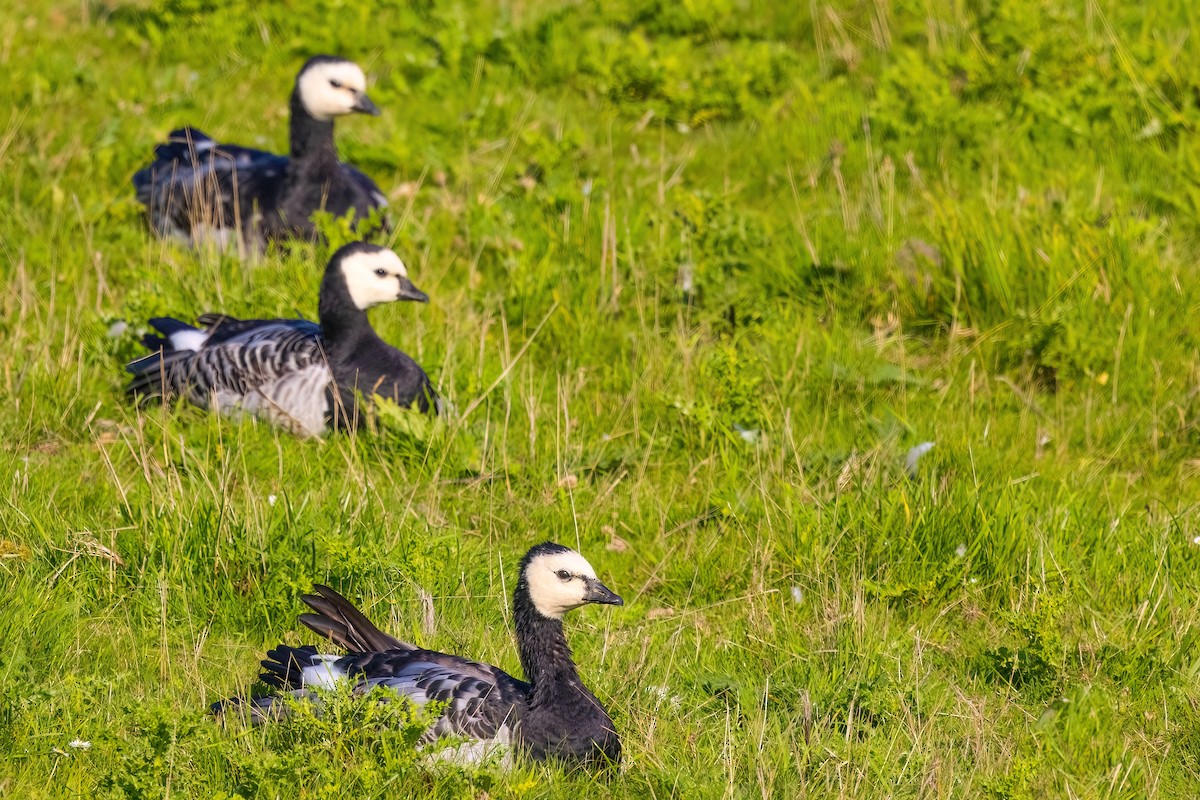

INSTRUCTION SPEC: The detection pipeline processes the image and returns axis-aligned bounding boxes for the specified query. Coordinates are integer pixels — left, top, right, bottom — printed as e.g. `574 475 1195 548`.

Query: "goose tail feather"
299 584 414 654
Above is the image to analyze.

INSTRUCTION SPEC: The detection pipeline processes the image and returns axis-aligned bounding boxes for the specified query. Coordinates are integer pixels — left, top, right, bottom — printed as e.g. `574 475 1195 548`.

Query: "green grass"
4 0 1200 796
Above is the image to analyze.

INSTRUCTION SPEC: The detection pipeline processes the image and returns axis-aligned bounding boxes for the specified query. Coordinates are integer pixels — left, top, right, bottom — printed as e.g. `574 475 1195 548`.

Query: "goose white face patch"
340 249 412 309
525 549 598 619
297 60 368 121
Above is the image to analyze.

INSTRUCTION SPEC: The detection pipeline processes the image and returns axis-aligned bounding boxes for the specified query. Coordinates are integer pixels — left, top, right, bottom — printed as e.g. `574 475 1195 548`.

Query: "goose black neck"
289 91 338 164
513 586 580 698
318 267 374 355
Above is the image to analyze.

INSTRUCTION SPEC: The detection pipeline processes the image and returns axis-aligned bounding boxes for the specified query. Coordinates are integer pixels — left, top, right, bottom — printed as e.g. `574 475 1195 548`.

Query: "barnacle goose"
126 242 437 435
216 542 624 767
133 56 388 249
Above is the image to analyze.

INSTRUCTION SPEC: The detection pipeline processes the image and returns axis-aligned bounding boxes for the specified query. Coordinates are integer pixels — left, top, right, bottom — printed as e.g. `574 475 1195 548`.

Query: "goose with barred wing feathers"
126 242 437 435
133 56 388 250
215 542 624 767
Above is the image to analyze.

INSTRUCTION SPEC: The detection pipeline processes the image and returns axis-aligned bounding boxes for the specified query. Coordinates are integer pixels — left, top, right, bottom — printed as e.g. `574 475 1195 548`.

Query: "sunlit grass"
2 0 1200 797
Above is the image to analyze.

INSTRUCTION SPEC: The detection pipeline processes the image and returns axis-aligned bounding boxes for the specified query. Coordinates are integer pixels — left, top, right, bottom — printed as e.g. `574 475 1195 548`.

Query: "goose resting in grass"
126 242 437 434
216 542 624 767
133 56 388 249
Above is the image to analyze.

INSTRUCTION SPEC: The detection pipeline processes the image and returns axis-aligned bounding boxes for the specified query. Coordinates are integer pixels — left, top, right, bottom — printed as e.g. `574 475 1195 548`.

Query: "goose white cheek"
525 551 600 619
340 250 412 309
297 61 369 121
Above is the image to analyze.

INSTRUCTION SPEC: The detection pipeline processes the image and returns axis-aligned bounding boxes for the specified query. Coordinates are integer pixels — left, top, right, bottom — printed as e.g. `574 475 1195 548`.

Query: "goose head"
519 542 623 620
296 56 381 121
332 242 428 309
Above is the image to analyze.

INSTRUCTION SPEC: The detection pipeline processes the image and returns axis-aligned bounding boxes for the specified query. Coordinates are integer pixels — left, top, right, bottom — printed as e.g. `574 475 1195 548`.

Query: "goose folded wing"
140 323 327 400
193 141 282 169
195 314 321 347
136 131 288 228
344 650 525 743
144 129 284 182
344 165 389 210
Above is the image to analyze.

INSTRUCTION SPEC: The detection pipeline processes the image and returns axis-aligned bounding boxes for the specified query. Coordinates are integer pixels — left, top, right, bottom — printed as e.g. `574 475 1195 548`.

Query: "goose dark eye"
555 569 571 581
330 79 344 89
374 268 387 277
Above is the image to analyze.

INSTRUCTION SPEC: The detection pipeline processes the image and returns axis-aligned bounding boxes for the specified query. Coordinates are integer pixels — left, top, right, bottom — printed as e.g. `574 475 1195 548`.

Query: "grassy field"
3 0 1200 796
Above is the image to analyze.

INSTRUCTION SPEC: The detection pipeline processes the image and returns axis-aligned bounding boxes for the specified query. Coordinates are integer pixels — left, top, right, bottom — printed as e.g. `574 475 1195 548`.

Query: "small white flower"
69 739 91 750
107 320 128 338
268 495 277 507
1192 535 1200 546
678 263 695 293
1136 118 1163 140
645 685 669 701
733 423 759 444
582 178 593 197
955 544 967 558
790 586 803 605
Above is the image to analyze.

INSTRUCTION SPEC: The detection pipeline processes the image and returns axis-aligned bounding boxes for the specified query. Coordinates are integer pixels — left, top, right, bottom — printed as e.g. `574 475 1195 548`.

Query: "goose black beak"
584 578 623 607
353 91 381 116
397 276 428 303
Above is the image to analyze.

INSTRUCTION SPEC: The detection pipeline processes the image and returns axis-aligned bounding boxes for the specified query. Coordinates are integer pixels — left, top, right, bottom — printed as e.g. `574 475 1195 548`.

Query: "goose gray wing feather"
344 652 523 743
128 323 333 436
133 127 287 241
245 646 523 747
194 314 321 347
